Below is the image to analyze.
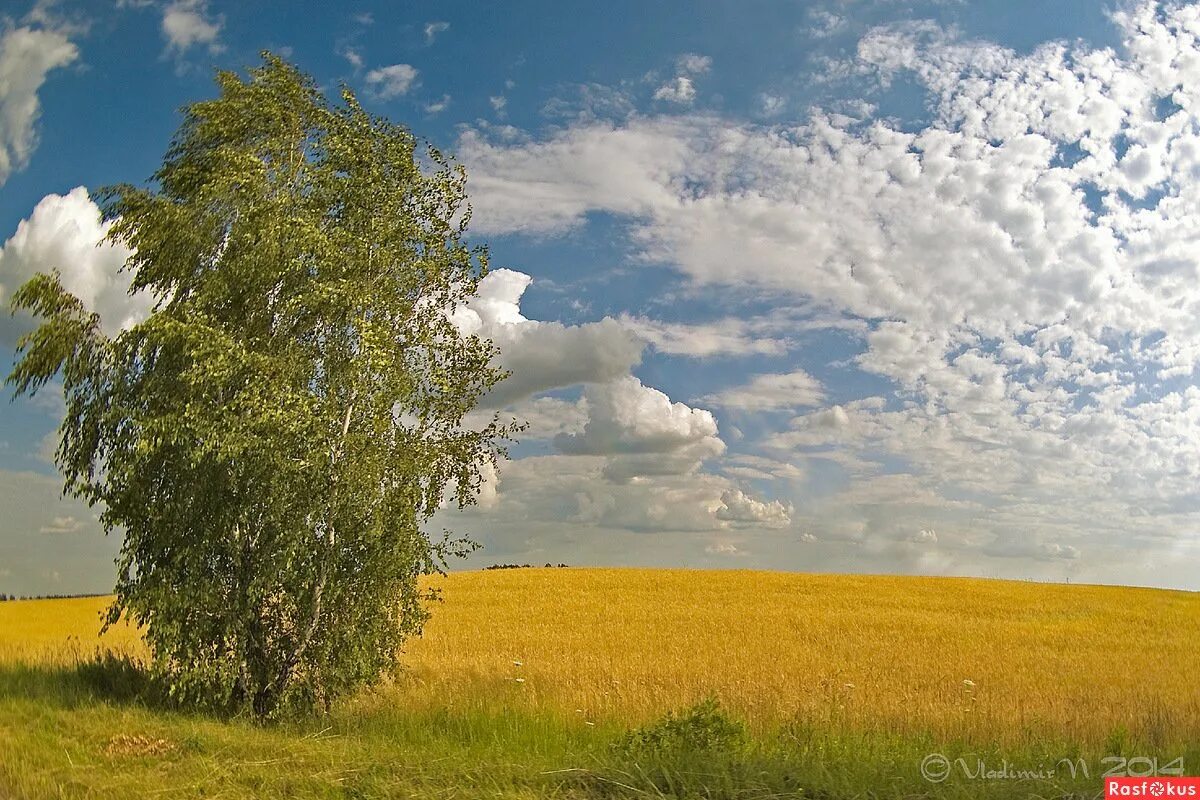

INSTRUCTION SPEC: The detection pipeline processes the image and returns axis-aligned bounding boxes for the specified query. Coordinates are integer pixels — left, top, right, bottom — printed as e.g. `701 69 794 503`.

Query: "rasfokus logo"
1107 778 1200 798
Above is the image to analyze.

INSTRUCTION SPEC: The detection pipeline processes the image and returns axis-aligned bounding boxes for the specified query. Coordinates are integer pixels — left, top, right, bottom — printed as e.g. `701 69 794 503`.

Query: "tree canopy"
7 54 515 717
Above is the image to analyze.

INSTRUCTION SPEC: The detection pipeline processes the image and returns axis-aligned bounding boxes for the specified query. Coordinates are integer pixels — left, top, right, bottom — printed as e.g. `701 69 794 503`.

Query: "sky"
2 0 1200 595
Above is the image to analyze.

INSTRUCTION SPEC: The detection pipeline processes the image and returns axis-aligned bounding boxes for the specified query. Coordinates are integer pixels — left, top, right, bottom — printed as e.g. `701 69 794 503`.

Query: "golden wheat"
2 568 1196 745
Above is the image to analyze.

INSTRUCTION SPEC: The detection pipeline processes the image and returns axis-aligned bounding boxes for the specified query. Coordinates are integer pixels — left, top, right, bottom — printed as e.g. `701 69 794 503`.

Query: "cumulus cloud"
550 376 724 483
365 64 418 99
424 94 451 115
444 267 772 532
653 76 696 105
474 459 500 510
758 92 787 118
983 536 1081 562
340 47 364 70
619 314 794 357
705 541 742 556
555 375 721 456
0 187 155 343
701 369 825 411
676 53 712 75
161 0 224 56
463 395 589 443
454 454 719 532
457 119 700 234
715 488 792 528
452 269 643 406
0 24 78 186
806 9 846 39
39 515 84 535
721 454 805 483
650 53 711 107
798 404 853 433
447 453 791 537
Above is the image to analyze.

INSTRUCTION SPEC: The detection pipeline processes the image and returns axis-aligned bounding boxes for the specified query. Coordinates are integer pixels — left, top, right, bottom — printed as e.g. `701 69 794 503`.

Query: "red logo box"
1107 778 1200 798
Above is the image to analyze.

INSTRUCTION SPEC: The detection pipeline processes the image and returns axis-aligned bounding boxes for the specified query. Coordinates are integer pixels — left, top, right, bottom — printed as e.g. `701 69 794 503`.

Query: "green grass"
2 655 1192 799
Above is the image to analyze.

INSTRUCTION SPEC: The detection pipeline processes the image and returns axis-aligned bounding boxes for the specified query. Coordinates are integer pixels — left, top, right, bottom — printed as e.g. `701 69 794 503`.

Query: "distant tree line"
0 592 107 601
484 563 570 570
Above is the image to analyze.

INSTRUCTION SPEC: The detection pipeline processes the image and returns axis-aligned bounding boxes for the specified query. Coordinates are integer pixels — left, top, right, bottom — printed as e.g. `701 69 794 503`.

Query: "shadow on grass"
0 649 163 711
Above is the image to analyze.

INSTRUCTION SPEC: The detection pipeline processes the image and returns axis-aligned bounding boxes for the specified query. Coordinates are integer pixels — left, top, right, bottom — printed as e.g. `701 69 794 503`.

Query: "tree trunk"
264 397 354 712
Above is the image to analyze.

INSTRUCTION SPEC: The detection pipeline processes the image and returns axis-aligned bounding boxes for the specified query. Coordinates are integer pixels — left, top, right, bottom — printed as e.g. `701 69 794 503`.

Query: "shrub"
613 697 748 762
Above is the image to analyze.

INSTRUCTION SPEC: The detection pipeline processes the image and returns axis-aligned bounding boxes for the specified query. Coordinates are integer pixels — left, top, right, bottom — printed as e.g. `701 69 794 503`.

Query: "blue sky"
3 0 1200 594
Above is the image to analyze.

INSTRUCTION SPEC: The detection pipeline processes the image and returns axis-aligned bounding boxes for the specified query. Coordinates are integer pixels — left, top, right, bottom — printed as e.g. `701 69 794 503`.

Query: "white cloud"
0 187 155 343
39 515 84 535
653 76 696 105
701 369 825 411
758 93 786 118
447 453 789 536
463 396 589 445
489 95 507 113
705 541 742 556
982 536 1081 562
475 459 500 510
457 119 696 235
542 82 636 122
676 53 712 75
340 47 364 70
424 21 449 44
807 10 846 39
365 64 418 99
449 266 736 498
451 269 644 406
161 0 224 56
619 313 794 357
715 488 791 528
555 375 721 456
424 94 451 115
553 376 725 484
721 454 805 483
650 53 711 106
499 396 588 439
0 25 78 186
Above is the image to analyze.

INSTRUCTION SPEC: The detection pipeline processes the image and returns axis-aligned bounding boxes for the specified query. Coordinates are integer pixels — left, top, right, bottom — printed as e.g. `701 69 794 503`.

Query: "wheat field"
3 568 1197 747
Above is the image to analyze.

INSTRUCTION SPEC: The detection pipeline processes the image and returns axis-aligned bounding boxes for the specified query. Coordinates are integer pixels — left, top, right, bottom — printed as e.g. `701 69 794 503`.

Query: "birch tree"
7 54 513 717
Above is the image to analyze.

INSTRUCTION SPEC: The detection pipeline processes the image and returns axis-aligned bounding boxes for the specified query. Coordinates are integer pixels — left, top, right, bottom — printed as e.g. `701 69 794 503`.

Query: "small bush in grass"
603 700 819 798
614 697 748 761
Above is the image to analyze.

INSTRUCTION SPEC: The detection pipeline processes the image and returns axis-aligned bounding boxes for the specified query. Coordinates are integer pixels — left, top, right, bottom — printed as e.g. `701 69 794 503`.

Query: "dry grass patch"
103 733 175 758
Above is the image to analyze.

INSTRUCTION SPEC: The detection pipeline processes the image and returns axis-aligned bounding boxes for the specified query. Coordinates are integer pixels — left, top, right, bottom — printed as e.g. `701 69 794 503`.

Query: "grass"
1 568 1197 798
